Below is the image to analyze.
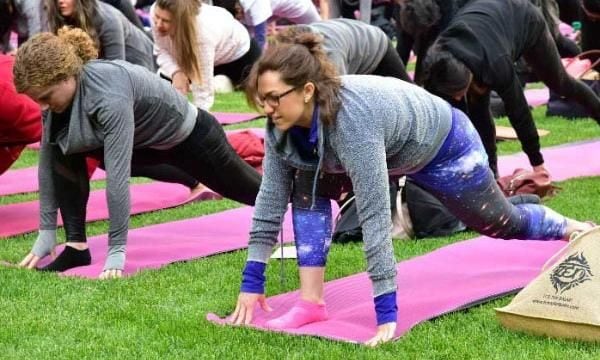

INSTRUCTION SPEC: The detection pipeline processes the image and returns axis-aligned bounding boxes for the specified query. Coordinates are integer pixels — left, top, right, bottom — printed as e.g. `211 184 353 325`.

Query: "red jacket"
0 54 42 174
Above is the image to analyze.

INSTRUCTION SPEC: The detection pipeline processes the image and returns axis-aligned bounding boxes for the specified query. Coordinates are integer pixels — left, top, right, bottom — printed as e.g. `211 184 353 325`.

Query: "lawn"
1 92 600 359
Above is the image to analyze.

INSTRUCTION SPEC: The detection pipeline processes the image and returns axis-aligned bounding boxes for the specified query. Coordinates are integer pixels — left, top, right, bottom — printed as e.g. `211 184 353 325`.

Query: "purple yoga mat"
37 206 295 277
0 182 219 238
524 88 549 107
0 167 106 196
498 140 600 180
207 237 565 344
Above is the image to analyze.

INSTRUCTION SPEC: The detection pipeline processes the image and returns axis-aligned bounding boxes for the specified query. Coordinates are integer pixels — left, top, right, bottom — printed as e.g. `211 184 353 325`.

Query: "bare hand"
532 164 549 175
18 248 56 270
172 71 190 95
365 322 397 347
99 269 123 279
229 292 272 326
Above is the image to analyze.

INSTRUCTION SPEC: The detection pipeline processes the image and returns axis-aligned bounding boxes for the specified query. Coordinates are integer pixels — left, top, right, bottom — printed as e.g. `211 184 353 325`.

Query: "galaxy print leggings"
292 107 567 268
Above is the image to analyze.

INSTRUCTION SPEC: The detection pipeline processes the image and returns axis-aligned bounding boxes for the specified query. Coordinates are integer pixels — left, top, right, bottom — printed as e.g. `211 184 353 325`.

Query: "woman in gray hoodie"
228 33 593 346
14 28 261 279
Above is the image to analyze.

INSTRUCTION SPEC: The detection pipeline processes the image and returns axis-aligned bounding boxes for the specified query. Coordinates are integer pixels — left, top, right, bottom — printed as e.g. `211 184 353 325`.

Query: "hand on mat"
19 249 56 270
365 322 396 347
172 71 190 96
230 292 272 325
99 269 123 279
532 164 549 176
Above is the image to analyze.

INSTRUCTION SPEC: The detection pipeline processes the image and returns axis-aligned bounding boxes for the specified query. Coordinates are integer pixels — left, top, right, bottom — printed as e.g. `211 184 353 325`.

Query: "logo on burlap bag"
550 252 594 294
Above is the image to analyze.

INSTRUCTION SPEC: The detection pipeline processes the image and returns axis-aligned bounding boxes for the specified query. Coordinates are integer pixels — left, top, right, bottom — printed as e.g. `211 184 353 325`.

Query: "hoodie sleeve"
331 110 398 298
95 98 135 249
38 113 58 231
492 56 543 167
246 132 295 264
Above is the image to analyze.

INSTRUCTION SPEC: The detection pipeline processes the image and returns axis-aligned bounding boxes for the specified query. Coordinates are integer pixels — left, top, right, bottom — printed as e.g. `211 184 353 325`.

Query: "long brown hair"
46 0 100 49
155 0 203 83
13 27 98 93
245 32 341 126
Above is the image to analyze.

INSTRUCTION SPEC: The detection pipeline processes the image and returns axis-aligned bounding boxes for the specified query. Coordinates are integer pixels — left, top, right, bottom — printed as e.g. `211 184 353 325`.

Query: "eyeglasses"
257 87 298 108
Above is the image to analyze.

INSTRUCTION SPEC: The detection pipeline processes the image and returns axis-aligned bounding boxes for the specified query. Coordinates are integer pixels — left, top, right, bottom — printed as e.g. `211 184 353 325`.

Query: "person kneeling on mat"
13 27 261 279
228 34 593 346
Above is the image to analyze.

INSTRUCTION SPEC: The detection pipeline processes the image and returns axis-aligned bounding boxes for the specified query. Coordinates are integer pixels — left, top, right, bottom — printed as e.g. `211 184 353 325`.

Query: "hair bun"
57 26 98 63
294 32 324 55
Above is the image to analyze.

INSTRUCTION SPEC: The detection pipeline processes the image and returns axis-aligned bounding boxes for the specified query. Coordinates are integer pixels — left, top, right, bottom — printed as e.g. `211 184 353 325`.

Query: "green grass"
1 92 600 359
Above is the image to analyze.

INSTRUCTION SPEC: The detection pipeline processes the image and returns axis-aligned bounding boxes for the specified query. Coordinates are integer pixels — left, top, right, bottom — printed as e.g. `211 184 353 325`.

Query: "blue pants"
291 107 567 267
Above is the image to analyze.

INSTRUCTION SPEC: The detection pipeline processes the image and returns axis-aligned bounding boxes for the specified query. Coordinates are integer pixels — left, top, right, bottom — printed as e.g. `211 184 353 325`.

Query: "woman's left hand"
99 269 123 279
365 322 396 347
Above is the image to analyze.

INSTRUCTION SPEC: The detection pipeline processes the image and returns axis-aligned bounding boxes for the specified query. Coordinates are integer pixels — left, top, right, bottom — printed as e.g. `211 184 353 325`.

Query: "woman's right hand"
230 292 272 325
172 71 190 95
18 249 55 269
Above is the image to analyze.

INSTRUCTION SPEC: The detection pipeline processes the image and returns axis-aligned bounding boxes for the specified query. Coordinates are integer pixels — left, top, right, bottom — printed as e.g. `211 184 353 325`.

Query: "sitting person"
421 0 600 177
0 54 42 174
14 27 261 278
277 18 410 81
228 33 593 346
151 0 261 110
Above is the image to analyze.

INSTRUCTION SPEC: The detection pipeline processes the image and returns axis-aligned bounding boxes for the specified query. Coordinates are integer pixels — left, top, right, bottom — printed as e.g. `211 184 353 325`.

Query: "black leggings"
54 110 262 242
214 38 262 86
371 41 412 83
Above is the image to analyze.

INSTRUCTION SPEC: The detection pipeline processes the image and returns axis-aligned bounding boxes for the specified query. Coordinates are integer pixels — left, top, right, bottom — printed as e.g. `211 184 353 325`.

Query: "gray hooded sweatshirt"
247 75 452 297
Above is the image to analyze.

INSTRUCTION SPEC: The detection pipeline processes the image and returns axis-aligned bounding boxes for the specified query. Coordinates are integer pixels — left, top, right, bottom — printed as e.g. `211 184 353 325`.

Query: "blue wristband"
254 22 267 49
240 261 266 294
374 291 398 325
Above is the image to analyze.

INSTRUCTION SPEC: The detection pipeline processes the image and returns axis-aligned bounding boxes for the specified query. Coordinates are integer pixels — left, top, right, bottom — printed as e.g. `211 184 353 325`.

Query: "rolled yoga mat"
0 181 219 238
207 237 566 344
524 88 550 107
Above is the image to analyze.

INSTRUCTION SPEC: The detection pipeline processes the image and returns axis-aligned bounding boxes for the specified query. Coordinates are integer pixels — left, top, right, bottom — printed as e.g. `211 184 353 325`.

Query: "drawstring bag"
546 50 600 119
496 227 600 342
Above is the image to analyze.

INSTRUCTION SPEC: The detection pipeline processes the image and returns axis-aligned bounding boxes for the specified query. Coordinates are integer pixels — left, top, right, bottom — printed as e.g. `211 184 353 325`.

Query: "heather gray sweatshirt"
38 60 196 270
247 75 452 297
307 18 389 75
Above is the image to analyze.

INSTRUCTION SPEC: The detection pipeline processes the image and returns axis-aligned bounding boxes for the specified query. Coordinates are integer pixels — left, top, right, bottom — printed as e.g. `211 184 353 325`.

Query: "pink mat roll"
207 237 565 344
0 167 106 196
0 182 219 238
38 206 294 278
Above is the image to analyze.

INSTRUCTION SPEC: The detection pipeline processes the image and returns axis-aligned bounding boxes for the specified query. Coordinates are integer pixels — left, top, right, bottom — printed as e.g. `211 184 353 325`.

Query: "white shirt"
151 4 250 110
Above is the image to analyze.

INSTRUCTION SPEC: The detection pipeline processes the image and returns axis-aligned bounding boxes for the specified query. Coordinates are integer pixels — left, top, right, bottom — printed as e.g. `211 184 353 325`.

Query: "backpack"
332 177 466 243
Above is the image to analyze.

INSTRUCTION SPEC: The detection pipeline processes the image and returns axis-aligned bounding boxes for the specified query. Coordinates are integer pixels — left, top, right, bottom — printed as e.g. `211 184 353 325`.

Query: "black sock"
39 246 91 272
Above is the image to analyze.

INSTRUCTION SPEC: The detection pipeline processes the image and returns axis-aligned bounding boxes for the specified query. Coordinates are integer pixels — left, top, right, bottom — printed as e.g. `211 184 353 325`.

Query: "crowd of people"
2 0 600 347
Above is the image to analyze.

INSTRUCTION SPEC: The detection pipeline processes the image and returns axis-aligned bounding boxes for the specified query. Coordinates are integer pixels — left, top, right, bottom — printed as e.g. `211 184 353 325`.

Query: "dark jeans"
53 110 262 242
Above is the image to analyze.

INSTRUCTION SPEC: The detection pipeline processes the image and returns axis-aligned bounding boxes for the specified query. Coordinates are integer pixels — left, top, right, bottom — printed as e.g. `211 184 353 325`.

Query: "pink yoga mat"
213 112 262 125
524 88 549 107
0 167 106 196
498 139 600 180
0 182 219 238
38 206 292 277
207 237 565 344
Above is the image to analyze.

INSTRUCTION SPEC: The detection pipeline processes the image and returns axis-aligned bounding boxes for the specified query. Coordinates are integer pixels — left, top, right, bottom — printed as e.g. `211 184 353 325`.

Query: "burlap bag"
496 227 600 342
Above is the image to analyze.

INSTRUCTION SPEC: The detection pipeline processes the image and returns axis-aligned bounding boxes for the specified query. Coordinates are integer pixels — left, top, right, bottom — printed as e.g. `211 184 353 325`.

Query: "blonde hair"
13 27 98 93
245 32 341 126
156 0 203 83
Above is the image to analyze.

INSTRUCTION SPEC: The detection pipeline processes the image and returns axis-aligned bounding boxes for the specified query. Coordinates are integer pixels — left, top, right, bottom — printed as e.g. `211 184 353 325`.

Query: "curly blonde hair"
13 26 98 93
